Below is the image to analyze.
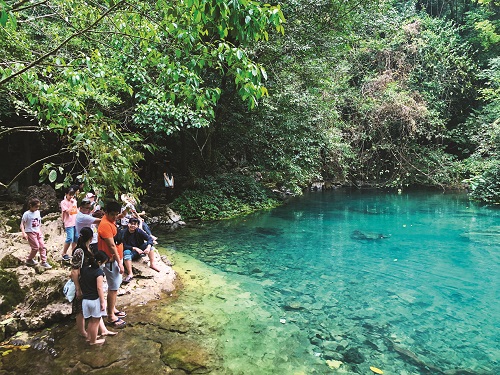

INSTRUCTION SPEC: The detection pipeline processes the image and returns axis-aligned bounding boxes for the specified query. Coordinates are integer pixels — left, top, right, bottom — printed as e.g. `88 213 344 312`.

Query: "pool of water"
162 189 499 374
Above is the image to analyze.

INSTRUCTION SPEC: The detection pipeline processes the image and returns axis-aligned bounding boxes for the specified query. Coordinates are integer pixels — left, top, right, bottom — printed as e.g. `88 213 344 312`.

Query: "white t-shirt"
75 211 98 244
22 210 42 233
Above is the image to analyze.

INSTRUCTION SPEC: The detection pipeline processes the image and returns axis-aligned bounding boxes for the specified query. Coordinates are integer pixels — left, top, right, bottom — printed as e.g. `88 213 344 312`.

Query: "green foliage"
171 173 279 220
466 162 500 203
0 269 25 315
0 0 284 196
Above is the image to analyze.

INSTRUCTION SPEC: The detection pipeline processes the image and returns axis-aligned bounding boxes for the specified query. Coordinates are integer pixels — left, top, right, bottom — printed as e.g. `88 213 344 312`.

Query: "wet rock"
283 301 304 311
351 230 391 241
342 347 365 364
160 338 211 373
326 359 343 369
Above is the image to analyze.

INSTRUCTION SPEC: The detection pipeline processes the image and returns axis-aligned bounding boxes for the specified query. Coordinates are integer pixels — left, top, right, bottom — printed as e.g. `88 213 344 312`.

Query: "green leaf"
48 170 57 183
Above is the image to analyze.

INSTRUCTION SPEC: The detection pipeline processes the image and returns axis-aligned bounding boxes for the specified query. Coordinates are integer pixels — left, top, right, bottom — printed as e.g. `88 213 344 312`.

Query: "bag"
63 279 76 302
164 175 174 188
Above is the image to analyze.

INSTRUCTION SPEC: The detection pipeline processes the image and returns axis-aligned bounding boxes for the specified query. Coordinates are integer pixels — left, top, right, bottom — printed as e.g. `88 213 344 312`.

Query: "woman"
80 250 109 345
71 227 117 342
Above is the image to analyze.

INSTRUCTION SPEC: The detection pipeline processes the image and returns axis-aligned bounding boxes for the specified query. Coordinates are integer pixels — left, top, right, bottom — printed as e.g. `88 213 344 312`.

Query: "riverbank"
0 200 177 339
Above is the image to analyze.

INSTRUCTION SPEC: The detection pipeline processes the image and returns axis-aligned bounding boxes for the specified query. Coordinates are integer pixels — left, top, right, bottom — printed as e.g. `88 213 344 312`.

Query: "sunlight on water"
163 189 500 374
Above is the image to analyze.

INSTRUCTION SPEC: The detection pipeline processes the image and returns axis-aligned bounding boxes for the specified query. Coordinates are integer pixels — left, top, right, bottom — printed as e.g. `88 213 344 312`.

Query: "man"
75 199 101 253
97 201 127 328
121 217 159 283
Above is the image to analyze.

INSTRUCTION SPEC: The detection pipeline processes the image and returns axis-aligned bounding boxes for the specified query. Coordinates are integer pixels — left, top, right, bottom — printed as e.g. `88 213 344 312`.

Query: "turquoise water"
164 190 499 374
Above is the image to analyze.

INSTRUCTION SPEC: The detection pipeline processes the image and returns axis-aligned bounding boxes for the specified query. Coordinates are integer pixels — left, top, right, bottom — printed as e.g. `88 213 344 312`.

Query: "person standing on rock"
20 198 52 269
80 250 109 345
71 227 117 341
98 201 127 329
60 187 78 261
75 198 101 254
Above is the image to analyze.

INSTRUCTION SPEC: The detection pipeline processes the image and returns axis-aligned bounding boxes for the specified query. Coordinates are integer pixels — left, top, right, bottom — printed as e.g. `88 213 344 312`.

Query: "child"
80 250 109 346
20 198 52 269
61 187 78 261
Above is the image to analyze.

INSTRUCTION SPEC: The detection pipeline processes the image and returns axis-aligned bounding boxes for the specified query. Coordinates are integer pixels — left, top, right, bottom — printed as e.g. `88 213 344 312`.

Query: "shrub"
171 173 280 220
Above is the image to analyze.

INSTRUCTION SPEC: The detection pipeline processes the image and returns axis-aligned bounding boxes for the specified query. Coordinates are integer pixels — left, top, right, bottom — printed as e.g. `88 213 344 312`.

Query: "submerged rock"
351 230 391 241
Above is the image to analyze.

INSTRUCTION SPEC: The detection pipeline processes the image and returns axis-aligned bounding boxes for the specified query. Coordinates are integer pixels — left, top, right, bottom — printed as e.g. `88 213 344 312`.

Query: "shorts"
82 298 106 319
64 226 78 244
123 243 148 261
102 260 122 291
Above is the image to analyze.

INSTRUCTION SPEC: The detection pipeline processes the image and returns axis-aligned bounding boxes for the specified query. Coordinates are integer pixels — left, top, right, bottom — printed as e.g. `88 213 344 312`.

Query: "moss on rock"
0 269 25 315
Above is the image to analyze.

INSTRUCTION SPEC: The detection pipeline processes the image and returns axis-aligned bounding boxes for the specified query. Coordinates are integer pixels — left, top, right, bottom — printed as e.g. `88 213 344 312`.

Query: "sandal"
115 311 127 318
122 275 133 284
107 318 126 328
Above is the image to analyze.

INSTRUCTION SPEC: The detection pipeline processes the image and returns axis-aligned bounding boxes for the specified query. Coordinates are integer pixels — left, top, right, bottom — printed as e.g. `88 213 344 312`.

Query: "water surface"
162 189 499 374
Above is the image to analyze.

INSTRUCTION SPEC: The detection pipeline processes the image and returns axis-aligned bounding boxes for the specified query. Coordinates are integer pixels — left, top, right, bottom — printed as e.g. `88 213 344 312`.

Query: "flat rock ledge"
0 211 177 341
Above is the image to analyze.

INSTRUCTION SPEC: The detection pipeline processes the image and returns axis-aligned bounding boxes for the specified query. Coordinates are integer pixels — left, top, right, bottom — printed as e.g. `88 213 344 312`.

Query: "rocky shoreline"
0 199 182 341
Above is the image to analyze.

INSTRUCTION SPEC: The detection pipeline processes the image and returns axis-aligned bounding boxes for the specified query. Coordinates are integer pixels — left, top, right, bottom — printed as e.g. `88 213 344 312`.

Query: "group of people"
20 186 161 345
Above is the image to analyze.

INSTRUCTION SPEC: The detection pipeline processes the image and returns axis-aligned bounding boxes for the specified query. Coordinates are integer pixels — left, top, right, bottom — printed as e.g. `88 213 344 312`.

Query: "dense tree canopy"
0 0 284 198
1 0 499 217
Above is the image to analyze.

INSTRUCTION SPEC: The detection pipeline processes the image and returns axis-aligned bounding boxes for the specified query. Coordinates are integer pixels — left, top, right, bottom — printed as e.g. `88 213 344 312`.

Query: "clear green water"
164 189 499 374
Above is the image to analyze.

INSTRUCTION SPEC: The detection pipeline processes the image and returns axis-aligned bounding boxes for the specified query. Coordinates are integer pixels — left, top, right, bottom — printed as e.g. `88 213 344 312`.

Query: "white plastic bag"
63 279 76 302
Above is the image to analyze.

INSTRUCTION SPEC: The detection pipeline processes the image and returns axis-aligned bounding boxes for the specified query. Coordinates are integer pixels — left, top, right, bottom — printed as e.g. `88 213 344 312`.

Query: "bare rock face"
26 184 59 213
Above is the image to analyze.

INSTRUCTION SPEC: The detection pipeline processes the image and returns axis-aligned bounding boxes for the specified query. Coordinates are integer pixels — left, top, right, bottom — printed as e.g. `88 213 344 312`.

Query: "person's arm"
71 268 82 299
103 237 124 274
20 216 27 240
97 275 105 311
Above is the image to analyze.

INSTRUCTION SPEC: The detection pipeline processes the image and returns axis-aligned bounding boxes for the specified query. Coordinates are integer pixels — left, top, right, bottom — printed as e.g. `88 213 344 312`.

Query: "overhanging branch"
0 0 128 87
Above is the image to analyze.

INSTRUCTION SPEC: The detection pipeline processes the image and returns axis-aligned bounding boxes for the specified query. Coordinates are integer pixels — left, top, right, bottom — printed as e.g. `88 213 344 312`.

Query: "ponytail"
75 227 95 265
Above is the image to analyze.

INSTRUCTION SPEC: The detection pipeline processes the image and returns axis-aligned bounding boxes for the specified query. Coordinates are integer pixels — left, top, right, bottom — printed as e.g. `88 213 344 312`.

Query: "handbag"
63 279 76 302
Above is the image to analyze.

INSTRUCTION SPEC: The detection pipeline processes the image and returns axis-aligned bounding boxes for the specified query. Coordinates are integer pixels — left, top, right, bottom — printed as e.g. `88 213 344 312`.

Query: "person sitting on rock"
120 193 157 242
121 217 159 284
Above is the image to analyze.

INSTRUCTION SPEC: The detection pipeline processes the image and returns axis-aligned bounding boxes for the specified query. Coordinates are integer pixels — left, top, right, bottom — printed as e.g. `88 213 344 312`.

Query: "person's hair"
104 201 121 214
75 227 94 264
80 199 92 208
91 250 109 269
28 198 40 208
66 187 76 196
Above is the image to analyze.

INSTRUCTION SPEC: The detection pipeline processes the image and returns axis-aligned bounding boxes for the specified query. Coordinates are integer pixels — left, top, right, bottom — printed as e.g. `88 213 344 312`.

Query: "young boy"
20 198 52 269
61 187 78 261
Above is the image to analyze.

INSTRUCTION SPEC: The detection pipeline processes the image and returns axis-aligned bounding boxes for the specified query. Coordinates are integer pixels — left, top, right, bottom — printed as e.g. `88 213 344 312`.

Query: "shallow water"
161 189 500 374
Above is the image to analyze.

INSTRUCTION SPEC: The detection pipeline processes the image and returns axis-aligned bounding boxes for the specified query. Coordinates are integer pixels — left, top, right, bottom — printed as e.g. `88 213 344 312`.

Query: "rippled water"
162 189 500 374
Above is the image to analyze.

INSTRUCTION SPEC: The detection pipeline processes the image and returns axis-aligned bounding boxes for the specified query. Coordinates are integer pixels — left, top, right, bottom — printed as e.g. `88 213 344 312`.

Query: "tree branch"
11 0 48 12
0 150 70 190
0 0 128 87
0 125 40 138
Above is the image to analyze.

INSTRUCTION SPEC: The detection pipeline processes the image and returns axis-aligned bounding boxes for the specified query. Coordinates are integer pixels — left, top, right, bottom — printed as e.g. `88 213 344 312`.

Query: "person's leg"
88 317 104 345
36 232 48 263
107 290 117 321
26 232 40 262
62 227 74 258
123 250 133 276
103 261 125 326
99 318 117 336
76 313 86 337
142 221 152 237
145 245 159 272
